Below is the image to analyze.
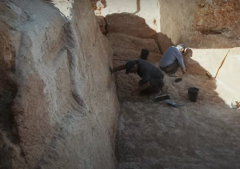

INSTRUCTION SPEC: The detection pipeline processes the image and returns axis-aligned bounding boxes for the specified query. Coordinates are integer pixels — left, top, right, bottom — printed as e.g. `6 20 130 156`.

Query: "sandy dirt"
103 8 240 168
116 72 240 169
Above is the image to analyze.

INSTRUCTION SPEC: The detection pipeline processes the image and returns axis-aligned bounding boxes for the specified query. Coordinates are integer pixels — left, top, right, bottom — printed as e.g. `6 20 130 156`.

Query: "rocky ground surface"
116 73 240 169
103 12 240 169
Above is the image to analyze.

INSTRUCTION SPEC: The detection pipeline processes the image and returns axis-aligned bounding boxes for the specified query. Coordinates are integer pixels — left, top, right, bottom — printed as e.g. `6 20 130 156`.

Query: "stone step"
107 33 160 54
105 13 156 39
107 33 162 65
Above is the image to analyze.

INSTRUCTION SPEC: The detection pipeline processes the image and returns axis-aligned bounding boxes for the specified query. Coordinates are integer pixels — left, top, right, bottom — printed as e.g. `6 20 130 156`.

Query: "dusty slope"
116 73 240 169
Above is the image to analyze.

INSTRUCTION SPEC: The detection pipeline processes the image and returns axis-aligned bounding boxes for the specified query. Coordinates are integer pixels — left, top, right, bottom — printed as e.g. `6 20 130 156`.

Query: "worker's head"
125 60 138 74
177 43 187 54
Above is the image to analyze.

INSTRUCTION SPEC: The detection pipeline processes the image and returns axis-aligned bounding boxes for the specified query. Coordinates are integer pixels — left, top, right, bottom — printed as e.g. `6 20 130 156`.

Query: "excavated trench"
95 1 240 169
106 25 240 169
0 0 240 169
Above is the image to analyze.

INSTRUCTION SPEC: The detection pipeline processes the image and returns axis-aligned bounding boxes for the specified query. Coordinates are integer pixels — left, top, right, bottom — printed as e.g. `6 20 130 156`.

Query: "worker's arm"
109 65 126 73
131 81 150 96
176 52 186 73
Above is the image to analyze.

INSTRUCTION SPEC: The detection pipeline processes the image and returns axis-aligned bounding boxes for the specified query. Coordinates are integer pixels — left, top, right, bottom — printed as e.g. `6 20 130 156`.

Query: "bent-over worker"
110 59 164 96
159 43 187 76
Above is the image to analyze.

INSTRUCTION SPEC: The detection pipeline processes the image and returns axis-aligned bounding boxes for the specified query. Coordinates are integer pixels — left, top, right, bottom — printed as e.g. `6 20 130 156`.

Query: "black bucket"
188 87 199 102
140 49 149 60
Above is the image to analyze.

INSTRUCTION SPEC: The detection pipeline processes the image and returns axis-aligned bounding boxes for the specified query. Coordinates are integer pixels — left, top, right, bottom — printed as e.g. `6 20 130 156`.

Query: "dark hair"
178 43 186 49
125 60 137 74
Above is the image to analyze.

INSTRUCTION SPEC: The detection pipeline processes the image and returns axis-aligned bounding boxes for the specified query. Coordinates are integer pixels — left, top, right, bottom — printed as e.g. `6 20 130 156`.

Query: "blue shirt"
159 46 186 71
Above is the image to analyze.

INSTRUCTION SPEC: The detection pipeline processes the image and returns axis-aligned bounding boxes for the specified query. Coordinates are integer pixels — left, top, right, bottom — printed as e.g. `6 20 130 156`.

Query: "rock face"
107 33 160 56
158 0 240 49
0 0 119 169
96 16 107 34
194 0 240 39
106 13 156 39
100 0 161 32
99 0 240 50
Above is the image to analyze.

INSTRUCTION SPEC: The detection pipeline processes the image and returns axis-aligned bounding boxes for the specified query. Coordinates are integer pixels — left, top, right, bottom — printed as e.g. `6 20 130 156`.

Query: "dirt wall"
101 0 160 32
158 0 240 49
0 0 119 169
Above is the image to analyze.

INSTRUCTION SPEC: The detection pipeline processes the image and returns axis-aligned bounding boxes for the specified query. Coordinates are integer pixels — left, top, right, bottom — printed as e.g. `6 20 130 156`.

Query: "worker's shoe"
154 94 170 102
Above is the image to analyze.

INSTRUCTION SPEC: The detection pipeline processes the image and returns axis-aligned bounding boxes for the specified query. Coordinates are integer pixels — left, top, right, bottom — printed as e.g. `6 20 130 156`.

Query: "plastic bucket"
140 49 149 60
188 87 199 102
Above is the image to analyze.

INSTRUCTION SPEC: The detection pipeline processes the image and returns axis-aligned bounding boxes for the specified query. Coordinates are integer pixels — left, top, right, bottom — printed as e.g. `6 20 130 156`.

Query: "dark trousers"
160 60 179 74
139 78 164 94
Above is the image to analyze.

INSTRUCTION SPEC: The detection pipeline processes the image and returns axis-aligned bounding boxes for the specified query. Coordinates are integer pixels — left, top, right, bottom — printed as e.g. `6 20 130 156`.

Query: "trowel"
175 73 185 83
165 99 184 107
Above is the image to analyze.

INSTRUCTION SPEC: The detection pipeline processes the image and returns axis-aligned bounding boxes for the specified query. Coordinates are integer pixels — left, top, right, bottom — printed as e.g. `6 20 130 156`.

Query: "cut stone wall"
158 0 240 49
105 13 156 39
158 0 196 48
0 0 119 169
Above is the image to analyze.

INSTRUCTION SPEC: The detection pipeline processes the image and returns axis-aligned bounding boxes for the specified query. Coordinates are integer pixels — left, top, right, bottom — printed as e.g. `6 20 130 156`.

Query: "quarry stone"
96 16 107 34
0 0 119 168
106 13 156 39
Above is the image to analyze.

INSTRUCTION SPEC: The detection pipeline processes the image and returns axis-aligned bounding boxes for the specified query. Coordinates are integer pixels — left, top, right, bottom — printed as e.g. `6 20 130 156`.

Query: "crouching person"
110 59 164 96
159 43 187 76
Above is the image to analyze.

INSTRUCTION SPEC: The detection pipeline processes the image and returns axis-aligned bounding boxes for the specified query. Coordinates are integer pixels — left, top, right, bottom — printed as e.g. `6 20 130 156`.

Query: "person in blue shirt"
159 44 187 76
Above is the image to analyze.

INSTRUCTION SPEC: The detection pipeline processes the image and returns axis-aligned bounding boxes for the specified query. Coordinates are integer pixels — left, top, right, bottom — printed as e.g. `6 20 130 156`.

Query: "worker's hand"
131 91 140 96
182 70 187 74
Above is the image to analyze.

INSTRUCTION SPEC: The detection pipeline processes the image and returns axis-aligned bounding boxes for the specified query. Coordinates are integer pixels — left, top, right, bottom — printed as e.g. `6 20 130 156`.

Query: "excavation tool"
154 94 170 102
175 73 185 83
214 50 230 79
165 99 184 107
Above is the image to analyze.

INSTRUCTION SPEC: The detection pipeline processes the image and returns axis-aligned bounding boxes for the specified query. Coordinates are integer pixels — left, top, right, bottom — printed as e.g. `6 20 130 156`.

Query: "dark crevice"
200 28 229 35
201 30 222 35
63 23 87 114
0 74 20 168
103 17 108 35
